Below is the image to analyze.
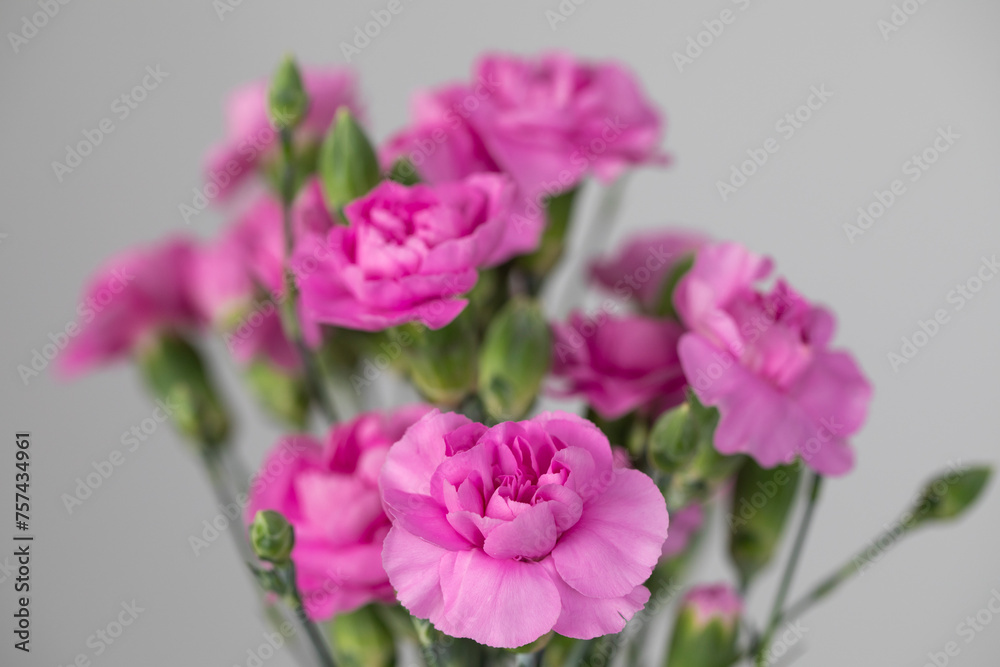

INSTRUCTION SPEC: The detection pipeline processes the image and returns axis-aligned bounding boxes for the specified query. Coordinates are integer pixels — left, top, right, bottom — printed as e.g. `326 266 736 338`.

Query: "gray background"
2 0 999 665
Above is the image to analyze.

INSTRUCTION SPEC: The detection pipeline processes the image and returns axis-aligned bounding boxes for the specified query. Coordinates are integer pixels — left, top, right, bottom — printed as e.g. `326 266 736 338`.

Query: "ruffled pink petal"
552 468 668 598
380 410 473 500
437 549 561 648
543 560 651 639
382 527 449 621
483 502 557 560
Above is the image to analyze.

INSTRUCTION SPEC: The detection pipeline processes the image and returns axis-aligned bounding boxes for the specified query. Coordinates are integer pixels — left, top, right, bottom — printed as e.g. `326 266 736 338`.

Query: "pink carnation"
474 52 666 197
380 84 502 184
591 229 708 310
674 242 872 476
296 174 541 332
681 583 743 627
383 52 666 199
247 404 432 620
58 237 204 377
550 311 688 420
379 410 668 648
205 67 363 201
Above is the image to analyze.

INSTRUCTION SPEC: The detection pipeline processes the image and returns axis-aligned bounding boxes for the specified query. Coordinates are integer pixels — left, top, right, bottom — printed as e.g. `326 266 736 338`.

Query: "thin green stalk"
202 451 253 561
754 473 823 666
774 520 917 627
285 563 338 667
277 127 337 424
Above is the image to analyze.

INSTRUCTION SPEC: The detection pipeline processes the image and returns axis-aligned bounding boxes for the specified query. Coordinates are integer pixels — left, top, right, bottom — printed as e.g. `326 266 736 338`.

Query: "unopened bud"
250 510 295 564
268 55 308 131
319 108 381 214
666 584 742 667
478 297 551 422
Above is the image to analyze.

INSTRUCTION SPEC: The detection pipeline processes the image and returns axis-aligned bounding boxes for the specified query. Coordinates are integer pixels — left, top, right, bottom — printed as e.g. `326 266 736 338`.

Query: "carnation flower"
550 311 688 419
382 52 666 199
379 410 668 648
205 67 363 201
296 174 541 332
674 242 872 475
380 84 501 184
58 237 204 376
472 52 667 197
590 229 708 311
246 404 432 620
679 583 743 629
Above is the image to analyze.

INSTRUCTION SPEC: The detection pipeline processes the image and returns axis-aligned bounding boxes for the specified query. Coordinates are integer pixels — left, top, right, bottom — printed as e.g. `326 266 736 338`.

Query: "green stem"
202 451 252 561
774 520 918 628
277 127 338 424
285 564 338 667
755 472 823 666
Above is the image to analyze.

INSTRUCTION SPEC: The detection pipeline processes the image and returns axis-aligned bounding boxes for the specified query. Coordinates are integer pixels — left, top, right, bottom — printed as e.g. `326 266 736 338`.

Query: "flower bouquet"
61 52 991 666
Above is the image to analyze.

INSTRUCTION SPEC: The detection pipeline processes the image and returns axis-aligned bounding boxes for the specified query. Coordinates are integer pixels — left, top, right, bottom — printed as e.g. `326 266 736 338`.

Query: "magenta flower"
660 503 705 561
58 237 204 377
383 52 665 200
550 311 688 420
674 242 872 475
247 404 432 620
473 52 666 198
681 583 743 627
381 84 502 184
297 174 541 332
379 410 668 648
591 229 708 310
204 67 363 201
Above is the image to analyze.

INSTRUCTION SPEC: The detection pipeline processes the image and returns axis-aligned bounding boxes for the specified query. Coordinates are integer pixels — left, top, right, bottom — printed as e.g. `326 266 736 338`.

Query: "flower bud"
249 510 295 564
387 157 420 185
401 308 478 407
666 584 742 667
655 393 743 508
319 107 381 214
137 335 230 450
516 187 578 284
478 296 551 421
728 459 802 587
245 361 310 431
268 55 308 131
648 402 698 472
327 605 395 667
912 464 992 526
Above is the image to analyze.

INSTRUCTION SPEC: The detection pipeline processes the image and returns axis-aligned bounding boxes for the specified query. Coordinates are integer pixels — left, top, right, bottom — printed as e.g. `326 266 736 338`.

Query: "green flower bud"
137 334 230 450
516 187 579 287
245 361 310 431
401 308 478 407
250 510 295 564
387 157 421 185
327 605 395 667
651 392 743 508
665 585 742 667
912 464 992 526
728 459 802 586
268 55 308 131
648 403 698 472
319 108 381 214
478 296 551 422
